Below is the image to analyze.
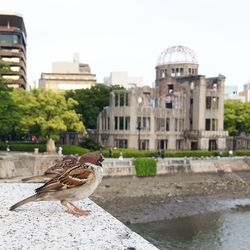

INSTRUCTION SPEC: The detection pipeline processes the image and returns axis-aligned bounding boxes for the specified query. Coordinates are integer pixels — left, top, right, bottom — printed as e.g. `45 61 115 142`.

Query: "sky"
1 0 250 89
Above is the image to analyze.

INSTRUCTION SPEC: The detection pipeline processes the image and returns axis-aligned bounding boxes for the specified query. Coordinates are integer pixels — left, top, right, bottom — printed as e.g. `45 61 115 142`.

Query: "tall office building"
0 12 27 89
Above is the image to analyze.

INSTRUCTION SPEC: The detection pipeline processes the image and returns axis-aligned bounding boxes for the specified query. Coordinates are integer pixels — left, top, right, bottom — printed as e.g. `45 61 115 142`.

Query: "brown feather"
35 165 94 193
22 152 101 182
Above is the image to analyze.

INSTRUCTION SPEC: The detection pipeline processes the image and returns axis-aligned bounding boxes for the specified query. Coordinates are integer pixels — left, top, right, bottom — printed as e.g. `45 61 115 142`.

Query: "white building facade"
104 71 143 89
39 53 96 92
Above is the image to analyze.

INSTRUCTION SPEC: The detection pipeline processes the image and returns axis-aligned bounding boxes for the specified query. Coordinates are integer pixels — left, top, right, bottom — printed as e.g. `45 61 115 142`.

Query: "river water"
129 206 250 250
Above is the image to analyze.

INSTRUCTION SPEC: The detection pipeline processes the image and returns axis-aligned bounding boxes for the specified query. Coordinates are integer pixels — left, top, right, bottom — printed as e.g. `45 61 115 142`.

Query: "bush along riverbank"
2 142 250 158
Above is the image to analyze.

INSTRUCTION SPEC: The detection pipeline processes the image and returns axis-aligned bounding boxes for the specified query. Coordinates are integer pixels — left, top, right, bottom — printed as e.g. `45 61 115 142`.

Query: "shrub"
0 143 46 152
59 145 90 155
235 150 250 156
0 142 90 155
102 148 157 158
80 136 102 150
134 158 157 177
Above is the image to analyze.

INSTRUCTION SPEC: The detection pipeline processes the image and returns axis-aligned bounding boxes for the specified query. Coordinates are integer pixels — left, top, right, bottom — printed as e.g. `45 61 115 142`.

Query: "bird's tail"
9 193 38 211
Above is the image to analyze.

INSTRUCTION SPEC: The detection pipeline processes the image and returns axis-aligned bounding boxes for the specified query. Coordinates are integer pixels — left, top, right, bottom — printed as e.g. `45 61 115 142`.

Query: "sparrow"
22 152 99 182
10 153 104 216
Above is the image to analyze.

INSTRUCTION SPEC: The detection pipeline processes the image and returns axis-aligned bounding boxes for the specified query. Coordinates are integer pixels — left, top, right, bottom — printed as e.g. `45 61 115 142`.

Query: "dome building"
97 45 228 151
156 45 198 81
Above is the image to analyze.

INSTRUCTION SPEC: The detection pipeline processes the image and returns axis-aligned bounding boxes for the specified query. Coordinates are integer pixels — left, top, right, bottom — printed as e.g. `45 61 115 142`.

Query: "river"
129 204 250 249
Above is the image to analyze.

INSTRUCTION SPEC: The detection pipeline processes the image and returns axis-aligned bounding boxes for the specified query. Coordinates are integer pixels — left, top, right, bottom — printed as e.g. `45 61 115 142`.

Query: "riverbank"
91 172 250 224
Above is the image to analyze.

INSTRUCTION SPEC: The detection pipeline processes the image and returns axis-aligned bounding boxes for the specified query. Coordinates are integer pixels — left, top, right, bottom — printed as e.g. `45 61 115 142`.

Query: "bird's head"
79 152 104 167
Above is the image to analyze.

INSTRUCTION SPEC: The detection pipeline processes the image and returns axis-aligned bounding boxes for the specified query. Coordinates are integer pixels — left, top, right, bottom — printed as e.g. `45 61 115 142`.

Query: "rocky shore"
91 172 250 224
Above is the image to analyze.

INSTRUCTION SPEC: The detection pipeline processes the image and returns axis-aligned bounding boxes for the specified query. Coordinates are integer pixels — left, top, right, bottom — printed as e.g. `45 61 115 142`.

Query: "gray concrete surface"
0 183 158 250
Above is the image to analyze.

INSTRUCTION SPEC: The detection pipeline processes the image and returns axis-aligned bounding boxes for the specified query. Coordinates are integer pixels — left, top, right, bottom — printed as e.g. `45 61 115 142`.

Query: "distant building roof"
0 12 26 36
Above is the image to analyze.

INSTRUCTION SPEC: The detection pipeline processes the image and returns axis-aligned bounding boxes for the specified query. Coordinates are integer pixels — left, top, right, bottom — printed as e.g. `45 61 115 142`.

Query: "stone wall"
1 152 250 179
0 153 61 179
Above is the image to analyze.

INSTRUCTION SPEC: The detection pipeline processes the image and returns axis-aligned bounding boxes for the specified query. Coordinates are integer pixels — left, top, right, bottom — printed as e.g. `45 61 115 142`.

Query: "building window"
171 68 175 77
143 117 150 130
140 140 149 150
115 116 118 130
190 118 193 130
211 119 218 130
165 95 173 109
205 119 210 131
125 92 129 106
115 92 129 107
125 117 130 130
115 139 128 149
206 96 218 110
10 66 20 72
212 97 218 109
119 117 124 130
160 69 165 78
166 118 170 131
0 34 20 44
176 140 183 150
156 118 165 131
209 139 217 150
206 97 211 109
115 116 130 130
175 118 178 132
115 93 119 106
108 117 110 130
168 84 174 94
157 139 168 150
138 116 150 130
137 117 141 129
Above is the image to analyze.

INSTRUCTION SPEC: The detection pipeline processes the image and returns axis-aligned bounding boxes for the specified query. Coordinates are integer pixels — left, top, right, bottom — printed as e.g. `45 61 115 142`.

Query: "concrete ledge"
0 183 158 250
103 158 136 176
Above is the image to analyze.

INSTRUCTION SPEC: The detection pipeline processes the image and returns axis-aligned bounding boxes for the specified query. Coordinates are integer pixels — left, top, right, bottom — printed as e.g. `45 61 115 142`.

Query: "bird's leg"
61 201 90 216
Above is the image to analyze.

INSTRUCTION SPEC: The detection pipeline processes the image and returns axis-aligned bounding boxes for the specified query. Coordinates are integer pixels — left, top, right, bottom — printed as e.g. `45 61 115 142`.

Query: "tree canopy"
11 89 85 141
224 100 250 135
0 82 21 138
0 65 21 138
65 84 124 129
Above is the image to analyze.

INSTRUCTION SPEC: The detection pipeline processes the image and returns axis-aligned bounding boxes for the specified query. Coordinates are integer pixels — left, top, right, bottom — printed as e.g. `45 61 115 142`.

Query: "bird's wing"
35 165 95 193
44 155 78 175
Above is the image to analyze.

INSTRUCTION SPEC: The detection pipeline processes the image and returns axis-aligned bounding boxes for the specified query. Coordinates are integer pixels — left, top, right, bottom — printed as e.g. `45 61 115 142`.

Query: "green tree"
224 100 250 135
65 84 124 129
11 88 85 152
0 66 21 139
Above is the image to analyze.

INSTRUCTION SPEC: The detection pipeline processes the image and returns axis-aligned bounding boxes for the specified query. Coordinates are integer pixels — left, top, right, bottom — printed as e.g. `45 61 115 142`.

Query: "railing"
185 130 229 138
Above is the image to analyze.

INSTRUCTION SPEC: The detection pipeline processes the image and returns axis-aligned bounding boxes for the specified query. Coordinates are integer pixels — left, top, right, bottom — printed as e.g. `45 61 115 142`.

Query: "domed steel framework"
157 45 198 66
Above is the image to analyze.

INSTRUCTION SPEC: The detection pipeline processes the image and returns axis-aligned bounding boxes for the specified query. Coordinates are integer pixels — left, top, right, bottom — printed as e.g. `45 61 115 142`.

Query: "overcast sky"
1 0 250 89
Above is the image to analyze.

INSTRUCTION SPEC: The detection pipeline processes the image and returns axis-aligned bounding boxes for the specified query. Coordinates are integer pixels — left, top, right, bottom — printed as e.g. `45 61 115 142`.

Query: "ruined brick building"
97 45 228 150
